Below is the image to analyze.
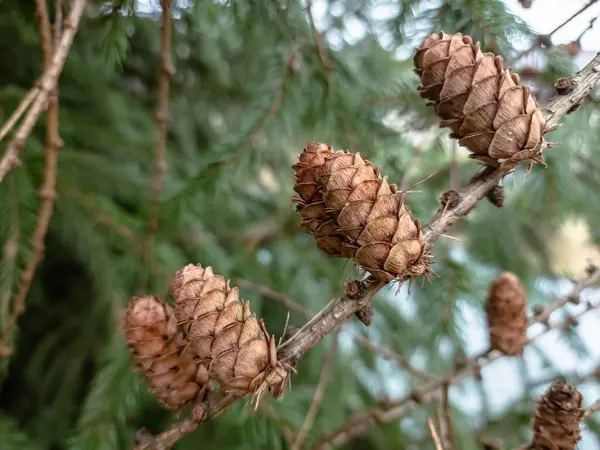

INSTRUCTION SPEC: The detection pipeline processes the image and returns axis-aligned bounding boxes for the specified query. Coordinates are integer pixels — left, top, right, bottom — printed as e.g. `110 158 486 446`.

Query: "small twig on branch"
584 398 600 418
0 0 87 183
530 265 600 326
437 383 454 450
239 278 434 381
0 88 40 144
143 0 175 285
292 336 339 450
353 335 437 381
306 0 332 77
0 0 64 354
427 417 444 450
513 0 599 62
235 278 313 318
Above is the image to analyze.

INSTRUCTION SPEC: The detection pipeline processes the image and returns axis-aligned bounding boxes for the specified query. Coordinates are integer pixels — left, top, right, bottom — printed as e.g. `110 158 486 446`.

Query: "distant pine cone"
485 271 528 356
531 381 584 450
124 296 210 410
413 32 547 169
293 144 429 282
170 264 288 398
519 0 533 8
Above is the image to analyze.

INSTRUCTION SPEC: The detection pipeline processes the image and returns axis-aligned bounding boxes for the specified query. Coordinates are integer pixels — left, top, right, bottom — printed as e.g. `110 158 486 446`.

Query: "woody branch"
134 46 600 450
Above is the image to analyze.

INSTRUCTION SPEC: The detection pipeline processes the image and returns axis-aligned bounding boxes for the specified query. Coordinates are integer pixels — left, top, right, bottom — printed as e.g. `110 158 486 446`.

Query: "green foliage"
0 0 599 449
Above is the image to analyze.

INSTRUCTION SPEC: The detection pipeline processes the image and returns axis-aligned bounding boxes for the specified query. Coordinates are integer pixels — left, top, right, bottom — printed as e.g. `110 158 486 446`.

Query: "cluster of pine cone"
124 265 288 411
122 29 585 444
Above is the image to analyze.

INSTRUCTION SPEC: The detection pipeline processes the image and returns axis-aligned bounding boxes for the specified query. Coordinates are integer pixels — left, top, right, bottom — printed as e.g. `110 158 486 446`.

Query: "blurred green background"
1 0 600 449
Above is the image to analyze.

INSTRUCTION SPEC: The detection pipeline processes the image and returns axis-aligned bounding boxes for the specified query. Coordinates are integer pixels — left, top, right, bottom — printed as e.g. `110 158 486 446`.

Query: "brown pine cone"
519 0 533 8
170 264 288 398
293 144 429 282
413 32 547 169
485 271 528 356
531 381 584 450
322 152 429 281
292 142 350 256
124 296 210 410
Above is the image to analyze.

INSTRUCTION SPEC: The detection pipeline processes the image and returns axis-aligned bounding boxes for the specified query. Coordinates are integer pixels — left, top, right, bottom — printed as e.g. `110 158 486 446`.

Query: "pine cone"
519 0 533 8
124 296 210 410
292 142 349 256
485 271 528 356
293 144 429 282
531 381 584 450
170 264 288 398
322 152 429 281
413 32 547 169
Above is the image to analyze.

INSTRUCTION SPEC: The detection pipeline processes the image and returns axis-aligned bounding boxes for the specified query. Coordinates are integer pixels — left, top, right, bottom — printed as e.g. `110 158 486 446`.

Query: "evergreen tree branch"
291 335 338 450
513 0 599 62
422 51 600 248
0 0 63 355
131 39 600 450
0 0 87 183
313 267 600 449
239 279 435 381
353 335 438 382
427 417 444 450
0 88 39 144
144 0 174 282
133 392 239 450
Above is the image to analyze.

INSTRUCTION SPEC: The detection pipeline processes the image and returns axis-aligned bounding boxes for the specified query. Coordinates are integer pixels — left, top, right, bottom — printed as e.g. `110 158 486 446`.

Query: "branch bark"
143 0 174 285
0 0 87 183
1 0 64 354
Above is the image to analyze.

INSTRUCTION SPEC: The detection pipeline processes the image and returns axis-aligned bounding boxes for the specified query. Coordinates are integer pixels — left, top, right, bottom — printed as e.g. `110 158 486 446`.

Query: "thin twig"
584 398 600 418
306 0 332 77
239 278 435 380
513 0 599 62
235 278 313 318
0 88 40 143
353 335 437 381
292 336 339 450
530 266 600 327
437 383 454 450
1 0 64 353
143 0 174 285
427 417 444 450
0 0 87 183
